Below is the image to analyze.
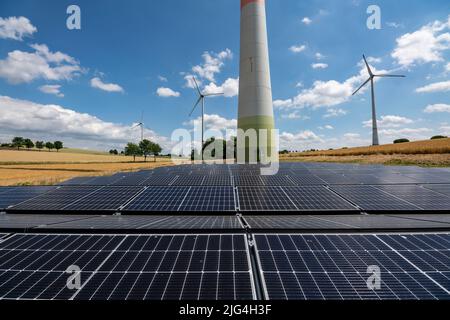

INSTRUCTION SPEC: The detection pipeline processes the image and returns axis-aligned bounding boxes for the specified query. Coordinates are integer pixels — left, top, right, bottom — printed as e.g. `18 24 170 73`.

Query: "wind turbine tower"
238 0 276 162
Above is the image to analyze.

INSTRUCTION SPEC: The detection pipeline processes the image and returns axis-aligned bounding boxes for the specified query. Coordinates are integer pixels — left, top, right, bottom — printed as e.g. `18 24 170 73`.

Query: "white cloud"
184 74 201 89
416 80 450 93
191 49 232 82
158 75 168 82
324 108 347 118
324 125 334 130
302 17 312 25
315 53 325 60
280 130 323 150
289 45 306 53
281 111 310 120
379 127 432 140
203 78 239 98
39 84 64 98
273 63 388 111
391 15 450 67
0 16 37 41
0 95 169 150
185 114 237 132
363 115 414 128
312 63 328 69
386 22 404 29
446 62 450 72
90 77 124 93
0 44 82 84
295 82 303 88
156 87 180 98
424 103 450 113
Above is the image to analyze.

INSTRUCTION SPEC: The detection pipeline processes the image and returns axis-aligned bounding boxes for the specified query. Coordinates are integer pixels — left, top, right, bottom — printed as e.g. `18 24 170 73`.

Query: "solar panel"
375 185 450 211
110 174 153 186
260 175 296 186
58 177 97 186
331 185 421 212
314 174 356 185
0 186 56 210
7 186 102 212
141 175 177 186
255 233 450 300
62 186 145 212
402 174 450 184
179 187 236 212
202 176 232 186
234 176 264 186
244 216 358 230
172 175 205 186
289 175 326 186
282 187 358 212
237 187 296 212
422 185 450 197
35 215 243 231
0 214 98 231
122 187 189 212
83 175 125 186
0 234 255 300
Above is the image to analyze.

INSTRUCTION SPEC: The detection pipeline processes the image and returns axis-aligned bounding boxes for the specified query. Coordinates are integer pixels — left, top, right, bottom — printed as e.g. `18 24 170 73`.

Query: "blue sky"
0 0 449 152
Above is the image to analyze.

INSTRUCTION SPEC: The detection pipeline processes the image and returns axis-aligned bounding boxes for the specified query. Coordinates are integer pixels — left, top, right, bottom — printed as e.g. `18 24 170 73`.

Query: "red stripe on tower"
241 0 264 9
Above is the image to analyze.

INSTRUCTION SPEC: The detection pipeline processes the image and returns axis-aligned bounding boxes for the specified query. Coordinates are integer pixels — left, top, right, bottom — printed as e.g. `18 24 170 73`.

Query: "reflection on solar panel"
282 187 358 212
0 234 255 300
375 186 450 211
238 187 296 212
179 187 236 212
255 234 450 300
122 187 187 212
289 175 326 186
422 185 450 196
331 186 421 212
0 186 56 210
8 186 102 212
63 186 145 212
35 216 243 230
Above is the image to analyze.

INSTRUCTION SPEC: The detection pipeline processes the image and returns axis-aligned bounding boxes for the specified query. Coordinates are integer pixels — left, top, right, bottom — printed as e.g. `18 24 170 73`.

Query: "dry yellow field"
281 138 450 167
0 150 174 186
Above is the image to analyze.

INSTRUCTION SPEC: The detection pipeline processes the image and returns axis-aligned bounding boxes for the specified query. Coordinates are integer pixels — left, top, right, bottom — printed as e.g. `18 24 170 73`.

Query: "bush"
431 135 447 140
394 138 410 144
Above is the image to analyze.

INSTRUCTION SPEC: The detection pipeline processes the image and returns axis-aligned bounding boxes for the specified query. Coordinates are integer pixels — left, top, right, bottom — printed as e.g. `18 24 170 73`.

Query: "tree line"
124 139 162 162
0 137 64 152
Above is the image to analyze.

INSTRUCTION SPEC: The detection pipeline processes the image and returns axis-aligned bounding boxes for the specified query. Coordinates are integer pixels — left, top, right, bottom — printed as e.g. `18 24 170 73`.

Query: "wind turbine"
189 76 223 161
352 55 405 146
132 111 144 142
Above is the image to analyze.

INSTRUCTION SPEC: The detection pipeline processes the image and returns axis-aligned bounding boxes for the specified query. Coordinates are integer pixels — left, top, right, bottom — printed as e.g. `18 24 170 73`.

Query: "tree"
124 142 141 162
109 149 118 155
394 138 410 144
35 141 44 152
24 139 34 150
139 139 153 162
431 135 447 140
150 143 162 162
45 142 54 152
54 141 63 152
12 137 24 150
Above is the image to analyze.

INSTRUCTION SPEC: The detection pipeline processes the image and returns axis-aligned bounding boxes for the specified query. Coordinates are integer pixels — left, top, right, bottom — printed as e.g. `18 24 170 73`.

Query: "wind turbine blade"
352 78 371 96
189 97 202 116
204 92 224 97
192 76 202 96
362 55 373 76
374 74 406 78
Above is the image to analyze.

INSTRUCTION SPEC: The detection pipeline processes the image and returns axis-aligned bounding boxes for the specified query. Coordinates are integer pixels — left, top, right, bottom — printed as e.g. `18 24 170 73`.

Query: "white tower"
238 0 277 162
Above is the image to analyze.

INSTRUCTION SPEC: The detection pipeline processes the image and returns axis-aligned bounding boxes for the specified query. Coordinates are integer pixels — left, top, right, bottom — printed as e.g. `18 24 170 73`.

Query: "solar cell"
289 175 326 186
179 187 236 212
233 176 264 186
255 233 450 300
237 187 296 212
122 187 189 212
202 176 232 186
260 175 296 186
314 174 355 185
172 175 205 186
141 175 177 186
422 184 450 197
331 185 421 212
402 174 450 184
375 185 450 211
0 214 98 231
0 186 56 210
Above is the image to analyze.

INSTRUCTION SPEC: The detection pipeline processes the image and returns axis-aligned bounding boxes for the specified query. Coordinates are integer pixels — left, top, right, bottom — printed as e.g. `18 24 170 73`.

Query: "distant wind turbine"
132 111 144 142
189 76 223 161
353 55 405 146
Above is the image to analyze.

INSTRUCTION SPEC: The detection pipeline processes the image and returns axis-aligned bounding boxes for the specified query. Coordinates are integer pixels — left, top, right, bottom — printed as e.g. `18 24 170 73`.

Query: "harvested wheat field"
0 150 174 186
281 138 450 167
